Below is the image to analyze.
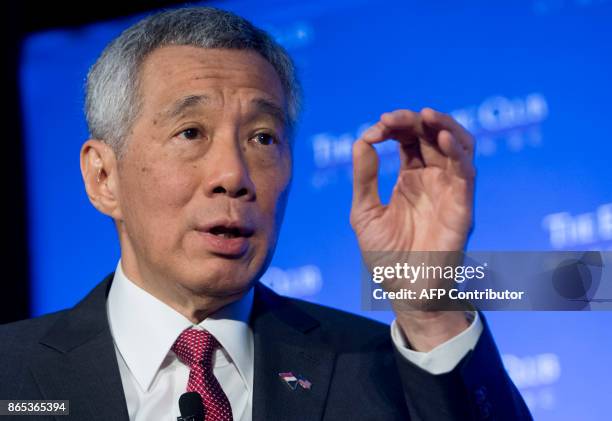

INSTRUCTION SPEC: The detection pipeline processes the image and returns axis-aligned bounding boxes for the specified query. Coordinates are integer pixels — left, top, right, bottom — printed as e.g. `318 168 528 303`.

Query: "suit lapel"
251 283 336 421
30 274 129 421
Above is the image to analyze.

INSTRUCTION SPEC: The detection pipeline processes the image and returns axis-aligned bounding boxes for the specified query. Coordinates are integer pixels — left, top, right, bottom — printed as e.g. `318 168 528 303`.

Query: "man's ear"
80 139 122 220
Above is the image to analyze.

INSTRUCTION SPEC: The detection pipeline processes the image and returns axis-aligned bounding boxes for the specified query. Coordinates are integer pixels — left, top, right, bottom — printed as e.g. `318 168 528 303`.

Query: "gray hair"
85 6 302 155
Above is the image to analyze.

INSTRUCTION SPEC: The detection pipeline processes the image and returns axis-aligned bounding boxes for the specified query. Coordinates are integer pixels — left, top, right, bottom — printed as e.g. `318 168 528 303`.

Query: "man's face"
114 46 292 297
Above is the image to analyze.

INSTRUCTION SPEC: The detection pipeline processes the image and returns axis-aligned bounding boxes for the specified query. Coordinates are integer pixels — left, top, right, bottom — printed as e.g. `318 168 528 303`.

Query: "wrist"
395 310 471 352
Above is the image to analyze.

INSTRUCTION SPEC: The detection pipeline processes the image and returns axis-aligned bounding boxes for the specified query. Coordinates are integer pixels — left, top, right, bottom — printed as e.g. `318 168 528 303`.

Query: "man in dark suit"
1 7 531 420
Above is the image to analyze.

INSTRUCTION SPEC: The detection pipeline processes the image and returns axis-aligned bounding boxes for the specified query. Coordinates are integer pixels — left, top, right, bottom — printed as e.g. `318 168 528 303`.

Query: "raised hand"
350 108 476 350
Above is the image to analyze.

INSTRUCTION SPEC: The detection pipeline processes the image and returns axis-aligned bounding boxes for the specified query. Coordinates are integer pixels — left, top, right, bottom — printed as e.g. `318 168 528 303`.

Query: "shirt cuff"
390 312 483 375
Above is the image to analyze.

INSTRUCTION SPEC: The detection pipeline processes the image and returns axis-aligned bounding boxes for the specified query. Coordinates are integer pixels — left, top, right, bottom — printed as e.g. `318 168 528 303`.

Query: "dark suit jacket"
0 273 531 420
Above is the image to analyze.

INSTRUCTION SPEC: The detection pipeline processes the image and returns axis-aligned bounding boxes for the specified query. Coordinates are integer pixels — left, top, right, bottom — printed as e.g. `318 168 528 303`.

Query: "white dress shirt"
106 261 482 420
107 262 254 421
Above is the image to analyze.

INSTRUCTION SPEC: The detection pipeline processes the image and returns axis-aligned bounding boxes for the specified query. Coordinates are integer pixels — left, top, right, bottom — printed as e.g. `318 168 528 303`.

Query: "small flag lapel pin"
279 372 299 390
297 376 312 390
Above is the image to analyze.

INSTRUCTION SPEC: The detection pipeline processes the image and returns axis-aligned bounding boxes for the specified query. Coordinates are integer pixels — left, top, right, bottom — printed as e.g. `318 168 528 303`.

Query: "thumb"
351 138 381 223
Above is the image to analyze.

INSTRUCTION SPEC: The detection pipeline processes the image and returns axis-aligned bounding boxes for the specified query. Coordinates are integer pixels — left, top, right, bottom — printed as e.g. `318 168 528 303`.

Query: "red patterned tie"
172 328 233 421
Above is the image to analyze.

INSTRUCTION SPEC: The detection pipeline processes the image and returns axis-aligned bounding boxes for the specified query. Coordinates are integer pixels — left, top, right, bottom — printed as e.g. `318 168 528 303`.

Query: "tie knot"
172 328 219 369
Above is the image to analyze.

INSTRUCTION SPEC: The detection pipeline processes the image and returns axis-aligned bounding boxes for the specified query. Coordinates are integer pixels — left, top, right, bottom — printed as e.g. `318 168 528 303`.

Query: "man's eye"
178 128 201 140
251 133 276 146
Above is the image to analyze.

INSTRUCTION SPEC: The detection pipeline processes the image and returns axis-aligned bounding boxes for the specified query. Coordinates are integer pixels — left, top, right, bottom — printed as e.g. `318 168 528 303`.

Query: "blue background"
20 0 612 419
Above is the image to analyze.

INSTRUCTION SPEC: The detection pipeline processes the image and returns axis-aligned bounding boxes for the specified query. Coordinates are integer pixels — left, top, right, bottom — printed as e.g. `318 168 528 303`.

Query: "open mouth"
195 222 254 256
208 225 251 239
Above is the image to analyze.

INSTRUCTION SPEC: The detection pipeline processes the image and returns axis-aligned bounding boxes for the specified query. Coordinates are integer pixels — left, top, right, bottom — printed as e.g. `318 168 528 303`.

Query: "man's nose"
204 135 256 201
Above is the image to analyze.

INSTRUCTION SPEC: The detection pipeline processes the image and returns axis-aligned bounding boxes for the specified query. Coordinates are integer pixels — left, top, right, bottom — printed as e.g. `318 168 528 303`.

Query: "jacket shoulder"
0 310 68 352
0 310 71 397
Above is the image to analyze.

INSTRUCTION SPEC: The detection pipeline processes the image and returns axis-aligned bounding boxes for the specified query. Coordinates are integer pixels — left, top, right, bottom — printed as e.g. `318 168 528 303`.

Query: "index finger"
420 108 474 155
361 110 436 146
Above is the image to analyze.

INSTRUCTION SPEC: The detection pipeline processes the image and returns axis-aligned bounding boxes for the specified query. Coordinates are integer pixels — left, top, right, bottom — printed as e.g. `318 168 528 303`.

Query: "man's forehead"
141 46 286 117
141 45 283 95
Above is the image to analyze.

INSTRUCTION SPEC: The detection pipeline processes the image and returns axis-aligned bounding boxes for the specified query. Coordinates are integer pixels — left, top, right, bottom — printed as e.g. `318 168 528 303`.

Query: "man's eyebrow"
162 94 210 121
160 94 288 127
250 98 288 128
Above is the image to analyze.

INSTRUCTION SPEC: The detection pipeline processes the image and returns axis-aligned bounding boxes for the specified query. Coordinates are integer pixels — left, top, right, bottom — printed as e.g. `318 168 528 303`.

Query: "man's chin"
176 266 257 298
172 247 269 296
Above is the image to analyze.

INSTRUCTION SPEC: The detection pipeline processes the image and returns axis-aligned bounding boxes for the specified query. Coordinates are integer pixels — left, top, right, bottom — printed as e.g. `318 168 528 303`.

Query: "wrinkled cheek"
122 167 197 254
135 170 194 213
157 171 197 208
262 182 292 253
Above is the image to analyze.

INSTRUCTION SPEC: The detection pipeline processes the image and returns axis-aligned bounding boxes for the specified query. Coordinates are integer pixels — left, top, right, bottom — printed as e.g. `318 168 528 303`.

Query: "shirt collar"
106 260 254 392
